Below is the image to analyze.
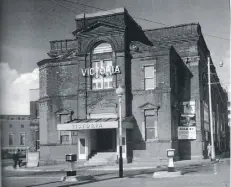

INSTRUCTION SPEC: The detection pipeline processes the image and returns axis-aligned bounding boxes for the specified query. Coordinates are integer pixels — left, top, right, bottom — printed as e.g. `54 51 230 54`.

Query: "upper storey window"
92 43 113 90
144 66 156 90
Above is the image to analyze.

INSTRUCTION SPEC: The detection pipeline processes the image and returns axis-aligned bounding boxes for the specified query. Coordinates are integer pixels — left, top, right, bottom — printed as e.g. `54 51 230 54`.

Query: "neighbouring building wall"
30 89 40 151
0 115 32 155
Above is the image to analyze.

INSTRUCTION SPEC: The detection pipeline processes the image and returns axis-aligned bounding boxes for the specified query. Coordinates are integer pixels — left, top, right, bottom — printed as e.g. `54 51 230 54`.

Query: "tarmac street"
2 159 230 187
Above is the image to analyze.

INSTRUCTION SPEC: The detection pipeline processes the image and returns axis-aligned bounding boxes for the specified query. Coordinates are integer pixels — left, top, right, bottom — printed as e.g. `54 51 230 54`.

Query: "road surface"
2 159 230 187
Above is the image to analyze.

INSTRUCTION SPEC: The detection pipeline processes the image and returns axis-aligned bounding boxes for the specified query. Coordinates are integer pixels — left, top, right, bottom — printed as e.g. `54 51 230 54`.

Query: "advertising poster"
178 101 196 140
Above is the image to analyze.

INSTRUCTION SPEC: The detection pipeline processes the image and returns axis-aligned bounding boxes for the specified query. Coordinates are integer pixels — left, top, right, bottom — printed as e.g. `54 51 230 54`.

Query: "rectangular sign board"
57 121 118 131
26 152 39 168
178 127 196 140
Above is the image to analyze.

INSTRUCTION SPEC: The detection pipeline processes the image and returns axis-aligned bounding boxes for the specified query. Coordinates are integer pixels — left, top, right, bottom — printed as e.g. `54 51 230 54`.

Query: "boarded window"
145 110 157 140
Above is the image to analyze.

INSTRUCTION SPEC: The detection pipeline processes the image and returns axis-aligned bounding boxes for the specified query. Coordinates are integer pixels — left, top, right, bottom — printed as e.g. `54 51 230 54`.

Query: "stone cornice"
132 88 171 96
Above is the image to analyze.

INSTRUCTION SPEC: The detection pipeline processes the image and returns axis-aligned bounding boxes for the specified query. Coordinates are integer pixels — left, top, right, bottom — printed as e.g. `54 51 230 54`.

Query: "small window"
21 124 24 128
9 133 14 146
61 135 69 145
144 66 156 90
20 133 26 146
9 124 12 128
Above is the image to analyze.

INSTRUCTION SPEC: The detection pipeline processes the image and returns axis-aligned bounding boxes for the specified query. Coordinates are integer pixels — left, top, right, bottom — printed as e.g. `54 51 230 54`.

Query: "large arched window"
93 43 112 54
91 43 113 90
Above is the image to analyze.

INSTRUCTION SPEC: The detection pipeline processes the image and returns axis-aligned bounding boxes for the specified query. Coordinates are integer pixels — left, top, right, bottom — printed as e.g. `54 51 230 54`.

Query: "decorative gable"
139 102 160 111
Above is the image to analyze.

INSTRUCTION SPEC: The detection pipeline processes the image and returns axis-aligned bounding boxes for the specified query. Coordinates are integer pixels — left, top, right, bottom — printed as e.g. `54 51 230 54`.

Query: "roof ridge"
144 22 200 32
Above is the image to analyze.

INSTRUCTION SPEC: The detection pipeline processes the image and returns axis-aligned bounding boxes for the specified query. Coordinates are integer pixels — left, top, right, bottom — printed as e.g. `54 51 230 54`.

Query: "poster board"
26 152 39 167
178 100 196 140
178 126 196 139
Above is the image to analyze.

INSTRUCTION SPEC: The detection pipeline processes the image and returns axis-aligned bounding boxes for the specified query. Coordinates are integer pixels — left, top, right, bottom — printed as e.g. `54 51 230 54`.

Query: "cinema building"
37 8 229 163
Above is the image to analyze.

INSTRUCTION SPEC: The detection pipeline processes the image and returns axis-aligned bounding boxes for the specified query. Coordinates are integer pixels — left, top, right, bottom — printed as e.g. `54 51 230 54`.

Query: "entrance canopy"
57 116 134 131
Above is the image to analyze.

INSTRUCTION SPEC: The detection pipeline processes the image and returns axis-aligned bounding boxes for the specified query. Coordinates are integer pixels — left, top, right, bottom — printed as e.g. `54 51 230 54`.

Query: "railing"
48 39 77 57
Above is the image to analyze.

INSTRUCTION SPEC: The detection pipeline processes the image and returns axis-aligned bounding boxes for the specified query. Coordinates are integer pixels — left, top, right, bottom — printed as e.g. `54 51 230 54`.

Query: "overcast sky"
0 0 230 114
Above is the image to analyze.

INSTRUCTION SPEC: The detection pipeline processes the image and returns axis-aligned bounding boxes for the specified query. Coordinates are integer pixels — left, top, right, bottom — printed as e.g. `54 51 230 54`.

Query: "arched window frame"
91 42 114 90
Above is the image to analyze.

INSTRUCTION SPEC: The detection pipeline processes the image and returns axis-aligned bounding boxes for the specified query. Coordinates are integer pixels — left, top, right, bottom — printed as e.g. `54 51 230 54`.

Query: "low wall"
39 144 78 164
133 141 173 161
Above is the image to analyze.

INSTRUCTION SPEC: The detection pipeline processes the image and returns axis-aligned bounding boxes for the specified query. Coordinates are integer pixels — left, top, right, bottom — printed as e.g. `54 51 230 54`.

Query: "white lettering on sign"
72 123 103 129
57 121 118 131
81 66 121 77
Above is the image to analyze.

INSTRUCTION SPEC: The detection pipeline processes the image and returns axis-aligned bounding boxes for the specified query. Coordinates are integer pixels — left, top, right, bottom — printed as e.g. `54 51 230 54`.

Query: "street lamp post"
207 56 216 161
116 85 125 178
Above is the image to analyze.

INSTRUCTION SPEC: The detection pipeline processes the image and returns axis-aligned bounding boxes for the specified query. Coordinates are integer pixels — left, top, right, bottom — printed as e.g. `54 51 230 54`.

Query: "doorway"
96 129 116 152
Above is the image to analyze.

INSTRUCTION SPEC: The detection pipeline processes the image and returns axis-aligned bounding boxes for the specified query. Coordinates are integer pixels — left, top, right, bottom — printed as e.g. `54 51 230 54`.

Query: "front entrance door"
96 129 116 152
78 137 87 159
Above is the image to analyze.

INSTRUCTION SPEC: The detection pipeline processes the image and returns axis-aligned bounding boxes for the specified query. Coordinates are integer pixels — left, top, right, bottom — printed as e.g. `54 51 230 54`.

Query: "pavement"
2 158 230 187
3 156 227 172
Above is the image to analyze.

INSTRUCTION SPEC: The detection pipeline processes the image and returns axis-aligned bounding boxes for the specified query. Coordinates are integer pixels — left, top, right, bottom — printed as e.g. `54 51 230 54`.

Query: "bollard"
66 154 77 177
167 149 175 172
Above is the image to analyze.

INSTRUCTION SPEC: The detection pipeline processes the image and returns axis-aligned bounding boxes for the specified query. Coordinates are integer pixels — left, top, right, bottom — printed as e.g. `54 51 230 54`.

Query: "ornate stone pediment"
139 102 160 111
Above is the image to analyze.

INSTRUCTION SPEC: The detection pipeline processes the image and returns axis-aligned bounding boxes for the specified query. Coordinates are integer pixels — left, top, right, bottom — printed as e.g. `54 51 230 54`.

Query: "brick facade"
37 8 229 163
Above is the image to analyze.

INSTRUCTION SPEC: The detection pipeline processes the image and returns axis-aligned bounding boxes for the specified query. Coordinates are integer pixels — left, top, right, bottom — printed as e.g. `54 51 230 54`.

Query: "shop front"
57 117 133 161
